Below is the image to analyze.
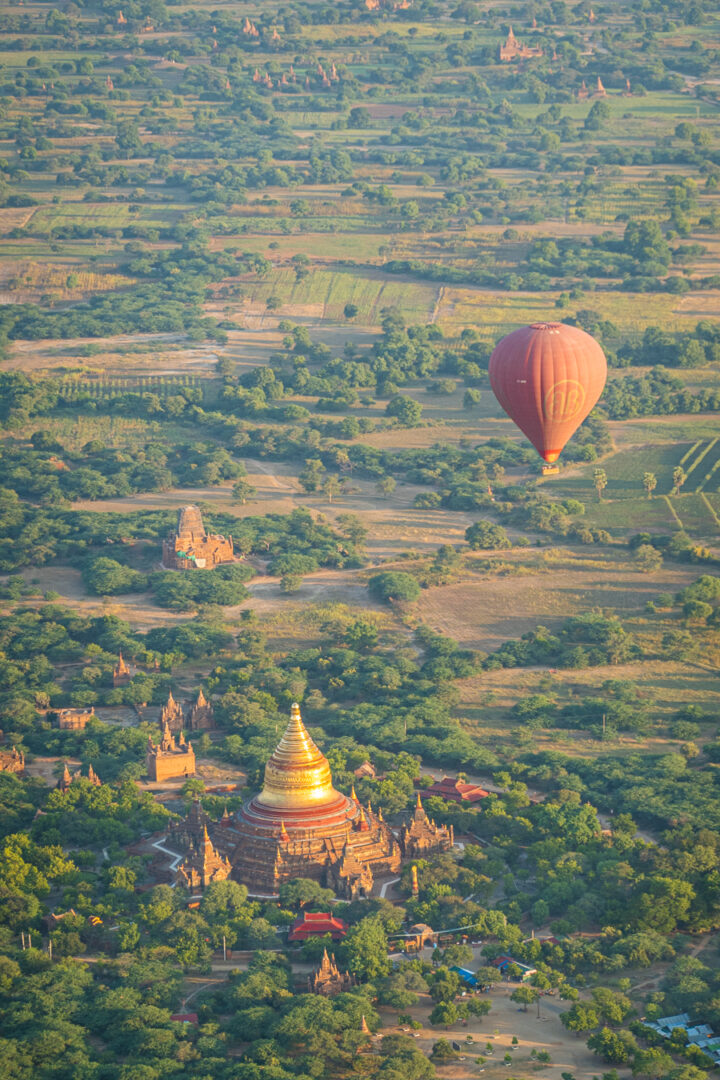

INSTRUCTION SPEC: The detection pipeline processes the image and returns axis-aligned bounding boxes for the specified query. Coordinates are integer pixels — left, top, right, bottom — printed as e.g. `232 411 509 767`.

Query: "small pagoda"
399 793 454 858
160 691 184 734
113 653 132 687
189 689 214 731
308 949 355 996
175 826 231 890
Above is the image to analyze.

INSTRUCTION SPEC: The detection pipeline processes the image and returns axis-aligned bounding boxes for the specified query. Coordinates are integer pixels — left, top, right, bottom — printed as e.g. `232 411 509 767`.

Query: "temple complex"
308 949 355 996
146 721 195 782
162 505 234 570
0 745 25 774
399 793 454 859
189 689 215 731
165 704 451 898
175 826 231 890
160 691 185 734
499 26 543 61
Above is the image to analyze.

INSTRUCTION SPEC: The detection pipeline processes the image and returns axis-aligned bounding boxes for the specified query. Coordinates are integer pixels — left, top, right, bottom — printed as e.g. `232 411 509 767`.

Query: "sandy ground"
415 558 704 652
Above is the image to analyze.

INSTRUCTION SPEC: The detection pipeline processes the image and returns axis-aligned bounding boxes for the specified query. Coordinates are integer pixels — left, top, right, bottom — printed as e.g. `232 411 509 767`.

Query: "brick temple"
146 721 195 782
162 505 234 570
167 704 452 898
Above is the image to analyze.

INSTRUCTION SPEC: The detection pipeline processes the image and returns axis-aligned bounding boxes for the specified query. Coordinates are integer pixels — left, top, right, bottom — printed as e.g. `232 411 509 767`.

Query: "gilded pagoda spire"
256 703 339 809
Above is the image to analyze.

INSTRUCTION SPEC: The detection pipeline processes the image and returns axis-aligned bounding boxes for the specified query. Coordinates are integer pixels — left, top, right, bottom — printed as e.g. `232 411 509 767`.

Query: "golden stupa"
257 703 339 808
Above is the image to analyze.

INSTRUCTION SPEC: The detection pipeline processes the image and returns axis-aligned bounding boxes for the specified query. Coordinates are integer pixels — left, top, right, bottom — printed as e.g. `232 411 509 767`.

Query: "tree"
368 571 421 604
429 1001 460 1027
643 472 657 499
344 303 359 319
386 395 423 427
349 106 371 128
465 521 511 550
280 574 303 594
82 557 146 596
232 479 256 505
632 1049 674 1079
593 469 608 501
322 476 341 503
299 459 324 493
464 389 481 409
561 1002 600 1034
634 544 662 573
377 475 396 498
511 986 539 1011
343 916 390 980
672 467 687 495
279 878 335 909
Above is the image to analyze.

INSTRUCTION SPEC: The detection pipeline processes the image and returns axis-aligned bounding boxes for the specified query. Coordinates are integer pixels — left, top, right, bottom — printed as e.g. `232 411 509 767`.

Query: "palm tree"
643 472 657 499
672 466 687 496
593 469 608 501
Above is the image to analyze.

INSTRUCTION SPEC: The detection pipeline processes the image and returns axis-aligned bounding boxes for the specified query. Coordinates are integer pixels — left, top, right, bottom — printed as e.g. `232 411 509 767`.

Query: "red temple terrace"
288 912 349 942
419 776 490 804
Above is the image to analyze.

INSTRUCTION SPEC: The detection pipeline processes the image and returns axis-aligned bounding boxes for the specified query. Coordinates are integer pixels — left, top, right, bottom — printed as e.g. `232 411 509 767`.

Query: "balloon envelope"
488 322 607 463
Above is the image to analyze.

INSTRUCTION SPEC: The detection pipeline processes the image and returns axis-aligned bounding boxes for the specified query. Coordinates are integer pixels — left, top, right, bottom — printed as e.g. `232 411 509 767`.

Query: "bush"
368 571 421 604
82 557 147 595
465 521 511 550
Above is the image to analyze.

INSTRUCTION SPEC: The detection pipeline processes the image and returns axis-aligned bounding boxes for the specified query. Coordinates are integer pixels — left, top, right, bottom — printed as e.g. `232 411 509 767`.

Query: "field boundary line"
696 452 720 493
663 495 683 529
684 438 717 482
700 493 720 528
679 440 703 466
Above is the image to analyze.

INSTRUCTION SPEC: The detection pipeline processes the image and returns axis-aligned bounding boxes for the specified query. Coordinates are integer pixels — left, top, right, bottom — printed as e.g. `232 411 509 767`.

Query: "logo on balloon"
543 379 586 423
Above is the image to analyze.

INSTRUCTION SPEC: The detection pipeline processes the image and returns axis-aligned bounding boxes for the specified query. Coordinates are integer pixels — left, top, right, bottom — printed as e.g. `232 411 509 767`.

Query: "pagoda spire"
256 703 339 810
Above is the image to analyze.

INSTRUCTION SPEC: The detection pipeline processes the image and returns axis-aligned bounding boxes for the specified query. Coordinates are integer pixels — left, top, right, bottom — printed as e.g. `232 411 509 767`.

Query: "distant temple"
162 505 234 571
164 704 451 896
160 691 185 734
189 689 215 731
578 76 607 99
59 762 101 791
0 745 25 774
175 826 231 890
399 794 454 859
54 707 94 731
146 722 195 782
308 948 355 995
113 653 132 687
499 26 543 62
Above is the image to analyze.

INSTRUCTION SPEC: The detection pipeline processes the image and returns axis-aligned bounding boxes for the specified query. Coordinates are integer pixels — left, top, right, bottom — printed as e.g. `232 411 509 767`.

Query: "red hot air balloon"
488 322 607 463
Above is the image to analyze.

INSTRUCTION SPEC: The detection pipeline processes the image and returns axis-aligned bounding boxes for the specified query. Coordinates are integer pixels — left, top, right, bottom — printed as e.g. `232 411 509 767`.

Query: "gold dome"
256 703 340 809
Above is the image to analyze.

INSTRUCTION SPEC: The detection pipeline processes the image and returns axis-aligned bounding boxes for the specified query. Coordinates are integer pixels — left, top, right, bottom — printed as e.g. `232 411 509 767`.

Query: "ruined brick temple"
167 704 452 898
162 505 234 570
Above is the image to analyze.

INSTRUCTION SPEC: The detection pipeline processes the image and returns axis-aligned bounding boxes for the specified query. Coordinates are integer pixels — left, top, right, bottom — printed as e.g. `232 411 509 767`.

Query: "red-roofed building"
288 912 349 942
171 1013 199 1024
419 777 490 804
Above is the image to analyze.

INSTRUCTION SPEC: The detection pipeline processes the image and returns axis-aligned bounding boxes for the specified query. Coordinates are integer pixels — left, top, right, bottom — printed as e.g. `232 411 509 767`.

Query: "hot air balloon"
488 322 607 464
